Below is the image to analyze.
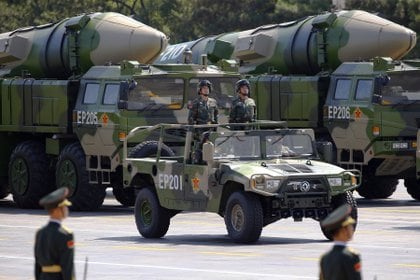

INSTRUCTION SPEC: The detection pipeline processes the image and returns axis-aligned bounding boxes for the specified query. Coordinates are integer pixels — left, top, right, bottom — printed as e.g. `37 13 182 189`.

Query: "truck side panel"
0 79 77 133
251 75 328 128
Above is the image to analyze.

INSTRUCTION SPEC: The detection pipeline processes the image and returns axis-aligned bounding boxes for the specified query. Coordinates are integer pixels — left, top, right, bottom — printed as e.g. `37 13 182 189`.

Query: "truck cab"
324 57 420 199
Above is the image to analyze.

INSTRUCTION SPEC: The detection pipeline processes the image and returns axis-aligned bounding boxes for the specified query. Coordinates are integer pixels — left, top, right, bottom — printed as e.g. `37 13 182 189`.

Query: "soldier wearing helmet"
229 79 256 125
188 80 218 125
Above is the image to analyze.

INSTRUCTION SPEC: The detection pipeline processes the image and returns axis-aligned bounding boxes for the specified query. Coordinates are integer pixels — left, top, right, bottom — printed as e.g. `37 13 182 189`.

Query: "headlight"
251 175 265 189
251 175 281 193
327 177 342 187
351 175 357 186
266 179 281 191
254 175 265 184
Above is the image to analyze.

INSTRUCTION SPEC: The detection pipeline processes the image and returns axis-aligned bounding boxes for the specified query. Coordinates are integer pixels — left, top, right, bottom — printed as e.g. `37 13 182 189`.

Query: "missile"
156 10 416 75
0 12 168 78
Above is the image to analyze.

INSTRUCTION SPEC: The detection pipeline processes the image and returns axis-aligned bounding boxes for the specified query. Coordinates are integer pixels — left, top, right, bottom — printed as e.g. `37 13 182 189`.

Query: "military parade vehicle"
122 122 361 243
252 57 420 201
157 10 420 201
0 13 240 210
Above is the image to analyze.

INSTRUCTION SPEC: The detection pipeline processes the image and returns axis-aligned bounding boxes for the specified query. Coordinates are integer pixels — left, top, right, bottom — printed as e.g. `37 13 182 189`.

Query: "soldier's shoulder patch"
67 239 75 249
354 261 362 272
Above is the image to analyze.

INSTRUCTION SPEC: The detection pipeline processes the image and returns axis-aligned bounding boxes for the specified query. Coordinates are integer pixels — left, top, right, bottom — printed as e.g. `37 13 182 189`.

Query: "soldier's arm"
344 253 362 280
34 232 41 280
188 101 198 125
253 100 257 121
229 103 236 123
35 263 41 280
214 102 219 124
59 233 75 280
250 98 257 121
319 256 325 280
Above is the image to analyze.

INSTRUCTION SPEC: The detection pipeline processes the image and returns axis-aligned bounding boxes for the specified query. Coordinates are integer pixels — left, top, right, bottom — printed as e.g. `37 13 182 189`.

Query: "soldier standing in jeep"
188 80 219 125
229 79 256 125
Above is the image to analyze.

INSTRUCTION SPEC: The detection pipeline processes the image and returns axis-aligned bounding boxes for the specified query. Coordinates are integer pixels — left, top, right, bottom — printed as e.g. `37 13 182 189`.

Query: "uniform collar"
49 218 62 225
333 241 347 246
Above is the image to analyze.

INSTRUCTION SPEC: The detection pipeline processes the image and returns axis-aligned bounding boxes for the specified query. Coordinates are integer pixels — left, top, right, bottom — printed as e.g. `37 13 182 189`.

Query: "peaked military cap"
321 204 355 232
39 187 72 210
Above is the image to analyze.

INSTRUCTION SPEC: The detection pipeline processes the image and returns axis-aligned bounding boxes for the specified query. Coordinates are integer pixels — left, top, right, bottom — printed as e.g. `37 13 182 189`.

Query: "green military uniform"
229 97 256 123
34 188 75 280
188 96 218 124
319 204 362 280
320 244 361 280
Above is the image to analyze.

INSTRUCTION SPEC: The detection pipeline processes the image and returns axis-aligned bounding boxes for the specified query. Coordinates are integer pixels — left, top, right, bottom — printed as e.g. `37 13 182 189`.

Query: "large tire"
357 176 398 199
321 191 358 240
129 141 175 158
114 141 175 207
224 191 263 243
134 188 170 238
56 143 106 211
404 178 420 200
9 141 53 208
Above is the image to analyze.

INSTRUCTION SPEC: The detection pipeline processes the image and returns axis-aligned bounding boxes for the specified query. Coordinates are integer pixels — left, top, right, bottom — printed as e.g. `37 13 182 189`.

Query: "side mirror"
119 81 129 101
316 141 335 163
118 100 128 109
202 142 214 164
372 94 382 104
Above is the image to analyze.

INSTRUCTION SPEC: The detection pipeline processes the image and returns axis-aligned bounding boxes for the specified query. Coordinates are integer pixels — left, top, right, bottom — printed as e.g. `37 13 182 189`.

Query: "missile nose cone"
130 26 168 63
90 13 168 65
378 23 416 59
336 10 416 62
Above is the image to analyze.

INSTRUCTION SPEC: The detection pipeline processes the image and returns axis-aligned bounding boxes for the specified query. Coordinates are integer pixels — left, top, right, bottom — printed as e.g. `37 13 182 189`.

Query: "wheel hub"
231 204 244 231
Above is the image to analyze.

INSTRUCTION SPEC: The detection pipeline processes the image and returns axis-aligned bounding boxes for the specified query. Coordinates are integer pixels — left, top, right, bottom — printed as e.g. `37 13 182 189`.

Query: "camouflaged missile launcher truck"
122 122 360 243
0 53 240 210
252 57 420 202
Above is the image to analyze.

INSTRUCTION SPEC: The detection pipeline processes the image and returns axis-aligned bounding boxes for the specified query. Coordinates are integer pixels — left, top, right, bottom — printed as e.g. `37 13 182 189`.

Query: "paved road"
1 181 420 280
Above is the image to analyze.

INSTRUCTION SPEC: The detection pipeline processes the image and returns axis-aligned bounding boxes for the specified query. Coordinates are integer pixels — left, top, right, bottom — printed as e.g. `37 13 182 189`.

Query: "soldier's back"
320 245 361 280
35 222 74 280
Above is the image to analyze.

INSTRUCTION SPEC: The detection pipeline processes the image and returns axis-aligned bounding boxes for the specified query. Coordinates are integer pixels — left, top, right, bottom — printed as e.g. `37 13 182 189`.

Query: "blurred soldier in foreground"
229 79 256 125
319 204 362 280
188 79 218 125
35 187 75 280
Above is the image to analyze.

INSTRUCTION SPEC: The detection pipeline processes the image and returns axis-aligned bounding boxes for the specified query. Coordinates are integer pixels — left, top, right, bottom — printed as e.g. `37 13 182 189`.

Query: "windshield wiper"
216 136 233 147
271 136 284 145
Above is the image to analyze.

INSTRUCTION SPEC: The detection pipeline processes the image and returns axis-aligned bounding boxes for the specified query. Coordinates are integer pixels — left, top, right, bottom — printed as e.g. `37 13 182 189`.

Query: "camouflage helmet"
197 79 212 94
235 79 250 93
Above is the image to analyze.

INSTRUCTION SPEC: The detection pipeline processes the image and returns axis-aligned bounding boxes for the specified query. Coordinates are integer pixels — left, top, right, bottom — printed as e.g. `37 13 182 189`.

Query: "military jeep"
123 122 361 243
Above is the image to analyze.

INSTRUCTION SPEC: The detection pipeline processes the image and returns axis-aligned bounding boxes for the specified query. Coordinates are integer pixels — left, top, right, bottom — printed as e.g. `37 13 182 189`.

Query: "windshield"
188 77 236 108
265 134 314 157
126 77 184 110
214 135 261 159
382 71 420 100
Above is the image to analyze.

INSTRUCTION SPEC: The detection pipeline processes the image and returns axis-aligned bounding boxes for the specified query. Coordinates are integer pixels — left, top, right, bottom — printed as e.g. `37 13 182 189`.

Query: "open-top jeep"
122 122 361 243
